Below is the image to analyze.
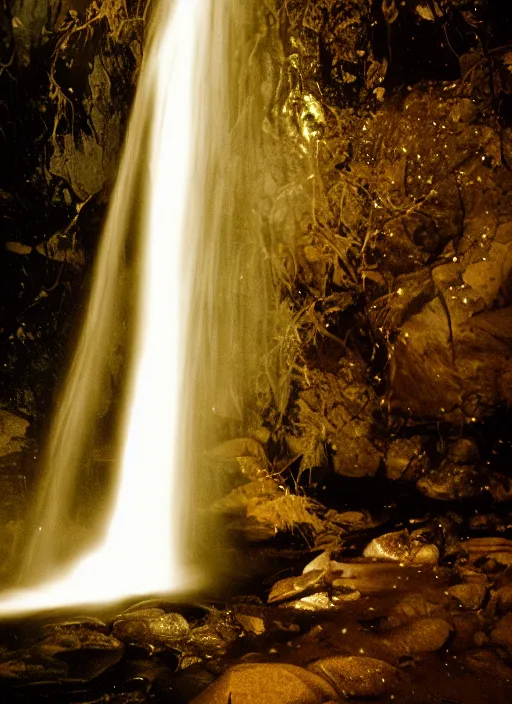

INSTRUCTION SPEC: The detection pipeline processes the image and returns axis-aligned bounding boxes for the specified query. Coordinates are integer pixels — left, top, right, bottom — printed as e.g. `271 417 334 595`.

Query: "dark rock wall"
0 0 143 427
267 0 512 508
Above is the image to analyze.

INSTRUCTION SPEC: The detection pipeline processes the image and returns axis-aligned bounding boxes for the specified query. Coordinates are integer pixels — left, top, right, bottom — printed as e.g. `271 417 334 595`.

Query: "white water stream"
0 0 210 613
0 0 314 615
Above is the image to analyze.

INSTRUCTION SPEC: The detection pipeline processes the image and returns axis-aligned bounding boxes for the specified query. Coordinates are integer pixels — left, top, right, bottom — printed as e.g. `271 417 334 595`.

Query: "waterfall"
0 0 313 614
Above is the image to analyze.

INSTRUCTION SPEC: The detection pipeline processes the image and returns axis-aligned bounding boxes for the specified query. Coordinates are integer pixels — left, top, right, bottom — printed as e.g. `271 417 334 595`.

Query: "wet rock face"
289 366 381 479
266 0 512 519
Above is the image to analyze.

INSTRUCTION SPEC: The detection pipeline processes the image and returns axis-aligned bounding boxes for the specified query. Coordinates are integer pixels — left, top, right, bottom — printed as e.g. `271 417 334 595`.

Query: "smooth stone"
363 530 410 561
380 617 452 657
308 656 398 698
447 583 487 610
491 612 512 652
190 663 338 704
187 612 242 657
463 649 512 683
113 609 189 647
385 594 441 628
412 544 440 565
495 585 512 614
386 437 429 481
449 613 483 653
268 570 324 604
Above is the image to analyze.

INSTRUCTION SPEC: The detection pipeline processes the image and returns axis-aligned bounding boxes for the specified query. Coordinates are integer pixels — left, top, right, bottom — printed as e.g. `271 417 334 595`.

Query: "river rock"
380 617 452 657
386 437 429 480
308 656 398 698
113 609 189 648
447 438 479 464
412 544 440 565
416 462 481 500
190 663 338 704
447 583 487 610
490 612 512 653
463 537 512 569
449 613 484 653
363 530 439 565
268 570 324 604
463 649 512 683
187 610 242 658
234 614 265 635
0 619 124 683
494 585 512 615
385 594 443 628
363 530 410 561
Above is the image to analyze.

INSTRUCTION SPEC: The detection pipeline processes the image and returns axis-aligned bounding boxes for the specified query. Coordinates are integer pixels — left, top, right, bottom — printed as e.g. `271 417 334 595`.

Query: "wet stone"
384 593 443 629
412 544 440 565
417 463 482 501
153 663 216 704
0 620 124 683
449 613 483 653
363 530 410 562
464 538 512 571
268 570 324 604
308 656 399 698
494 585 512 614
447 438 479 464
447 583 488 610
363 530 439 565
386 437 429 481
285 592 335 612
379 617 452 658
234 613 265 635
190 662 338 704
113 609 189 649
187 610 242 658
463 649 512 684
322 510 377 533
490 612 512 653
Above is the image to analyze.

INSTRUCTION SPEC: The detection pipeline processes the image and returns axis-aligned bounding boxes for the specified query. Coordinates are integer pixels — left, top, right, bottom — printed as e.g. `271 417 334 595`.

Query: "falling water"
0 0 315 614
0 0 212 613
